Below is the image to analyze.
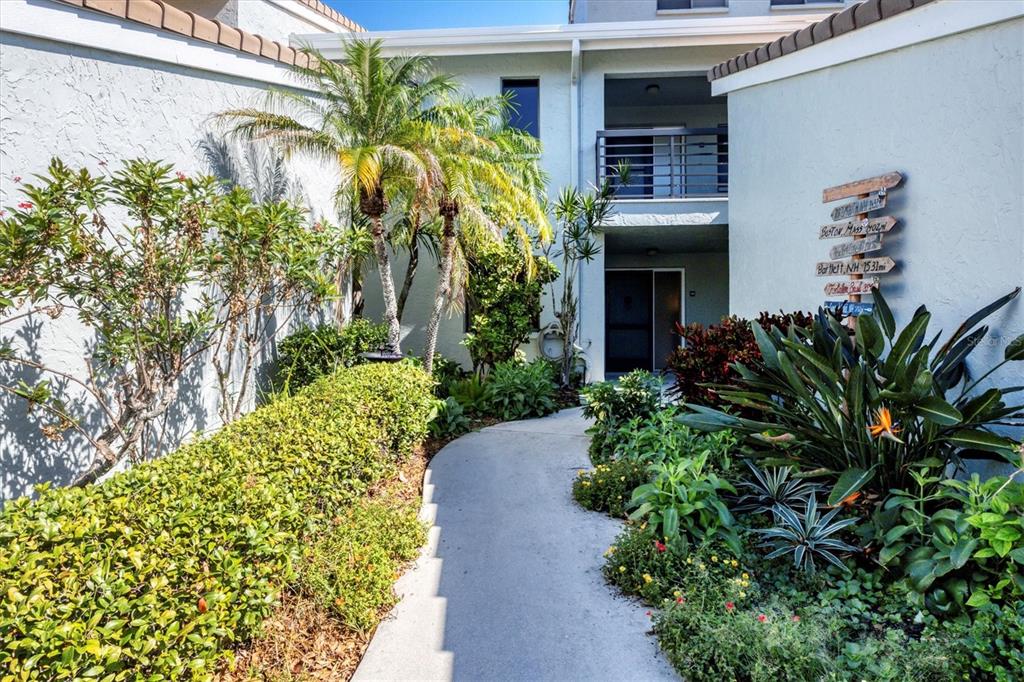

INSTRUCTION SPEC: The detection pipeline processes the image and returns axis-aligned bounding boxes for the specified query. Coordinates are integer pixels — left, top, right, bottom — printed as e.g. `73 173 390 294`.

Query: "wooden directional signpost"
818 171 903 322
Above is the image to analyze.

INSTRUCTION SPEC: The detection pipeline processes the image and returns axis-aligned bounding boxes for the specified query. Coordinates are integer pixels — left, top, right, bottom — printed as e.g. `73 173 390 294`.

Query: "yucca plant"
680 287 1024 498
758 496 860 572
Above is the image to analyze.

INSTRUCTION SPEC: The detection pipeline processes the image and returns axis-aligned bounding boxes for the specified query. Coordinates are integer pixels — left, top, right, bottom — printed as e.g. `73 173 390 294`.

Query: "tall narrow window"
501 78 540 138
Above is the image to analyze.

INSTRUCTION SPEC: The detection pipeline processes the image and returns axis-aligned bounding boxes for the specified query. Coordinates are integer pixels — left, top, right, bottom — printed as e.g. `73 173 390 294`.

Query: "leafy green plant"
757 497 859 573
0 362 434 679
572 459 648 518
653 598 831 682
681 287 1024 496
448 374 487 414
462 237 558 373
481 359 558 421
628 451 740 554
429 396 473 438
734 461 821 515
299 497 425 634
581 370 662 463
880 468 1023 612
273 319 388 392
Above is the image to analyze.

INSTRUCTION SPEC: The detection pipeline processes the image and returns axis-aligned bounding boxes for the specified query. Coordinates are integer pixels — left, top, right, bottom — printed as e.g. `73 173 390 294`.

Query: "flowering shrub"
0 362 434 679
665 311 812 407
572 459 647 518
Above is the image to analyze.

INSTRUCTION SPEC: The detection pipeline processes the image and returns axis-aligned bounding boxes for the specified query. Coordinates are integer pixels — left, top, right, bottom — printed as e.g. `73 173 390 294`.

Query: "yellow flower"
577 470 585 477
643 573 653 584
731 560 739 567
620 476 626 482
739 591 746 598
604 546 616 557
673 590 683 599
711 555 718 562
686 557 693 565
619 565 626 573
742 572 749 580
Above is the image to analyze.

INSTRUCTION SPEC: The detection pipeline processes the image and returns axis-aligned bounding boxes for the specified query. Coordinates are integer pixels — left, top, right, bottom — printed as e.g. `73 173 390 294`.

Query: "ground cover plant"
574 295 1024 680
0 362 434 680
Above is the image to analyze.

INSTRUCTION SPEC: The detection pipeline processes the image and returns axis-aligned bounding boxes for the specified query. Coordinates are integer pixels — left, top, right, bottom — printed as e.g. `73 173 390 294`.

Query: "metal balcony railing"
596 126 728 199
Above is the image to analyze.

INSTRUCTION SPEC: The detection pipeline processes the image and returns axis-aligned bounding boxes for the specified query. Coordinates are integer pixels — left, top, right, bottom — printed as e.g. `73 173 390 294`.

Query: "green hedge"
0 362 435 680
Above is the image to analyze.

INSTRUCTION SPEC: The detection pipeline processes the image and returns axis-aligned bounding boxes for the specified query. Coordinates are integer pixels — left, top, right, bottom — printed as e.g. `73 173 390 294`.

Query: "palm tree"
420 96 551 374
219 40 456 354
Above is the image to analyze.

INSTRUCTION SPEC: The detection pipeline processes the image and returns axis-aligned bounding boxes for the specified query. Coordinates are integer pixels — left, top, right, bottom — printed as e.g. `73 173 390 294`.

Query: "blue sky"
325 0 568 31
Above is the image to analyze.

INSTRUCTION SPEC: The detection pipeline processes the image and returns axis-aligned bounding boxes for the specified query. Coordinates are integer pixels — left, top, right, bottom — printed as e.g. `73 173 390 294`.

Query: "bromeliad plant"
757 496 859 573
681 287 1024 498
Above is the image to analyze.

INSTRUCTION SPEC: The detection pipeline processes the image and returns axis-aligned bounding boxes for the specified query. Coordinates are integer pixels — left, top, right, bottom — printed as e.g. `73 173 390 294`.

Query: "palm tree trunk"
423 206 457 375
397 236 419 323
369 214 402 354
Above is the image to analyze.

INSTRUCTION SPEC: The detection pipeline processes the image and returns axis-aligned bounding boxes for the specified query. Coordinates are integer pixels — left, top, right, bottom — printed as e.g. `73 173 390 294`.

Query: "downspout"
569 38 592 377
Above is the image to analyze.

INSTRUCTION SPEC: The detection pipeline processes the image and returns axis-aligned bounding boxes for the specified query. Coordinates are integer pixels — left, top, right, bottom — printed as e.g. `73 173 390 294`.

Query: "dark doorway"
605 269 684 373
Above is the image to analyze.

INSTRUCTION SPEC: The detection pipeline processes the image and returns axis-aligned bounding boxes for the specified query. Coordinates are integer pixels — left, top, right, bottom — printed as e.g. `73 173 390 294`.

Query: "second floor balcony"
597 126 728 200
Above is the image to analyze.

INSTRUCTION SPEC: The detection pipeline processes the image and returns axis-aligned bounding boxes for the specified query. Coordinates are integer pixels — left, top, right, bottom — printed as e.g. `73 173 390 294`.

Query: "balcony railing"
596 126 728 199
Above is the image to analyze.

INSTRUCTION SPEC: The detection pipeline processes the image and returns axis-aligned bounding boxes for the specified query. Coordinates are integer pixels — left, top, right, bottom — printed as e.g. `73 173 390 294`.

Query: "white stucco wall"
234 0 350 45
574 0 850 24
0 7 340 499
725 16 1024 391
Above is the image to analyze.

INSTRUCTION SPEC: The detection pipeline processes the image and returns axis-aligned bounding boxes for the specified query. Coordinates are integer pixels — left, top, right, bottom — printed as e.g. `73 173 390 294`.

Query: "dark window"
657 0 727 8
771 0 840 5
501 78 540 138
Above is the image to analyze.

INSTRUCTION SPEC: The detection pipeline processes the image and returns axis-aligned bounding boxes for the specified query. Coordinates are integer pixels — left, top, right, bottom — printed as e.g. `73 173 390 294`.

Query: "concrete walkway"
354 408 677 682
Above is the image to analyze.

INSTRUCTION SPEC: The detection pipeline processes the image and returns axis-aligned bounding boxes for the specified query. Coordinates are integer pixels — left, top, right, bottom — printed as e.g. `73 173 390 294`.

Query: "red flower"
198 597 208 613
13 176 21 183
645 611 652 617
676 596 685 604
791 615 800 623
176 171 187 181
725 602 735 612
654 540 667 553
18 202 33 210
0 210 6 217
757 614 767 623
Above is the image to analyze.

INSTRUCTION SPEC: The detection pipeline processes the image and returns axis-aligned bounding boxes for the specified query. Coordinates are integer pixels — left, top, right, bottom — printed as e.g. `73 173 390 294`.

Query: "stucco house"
339 0 1022 386
1 0 1021 497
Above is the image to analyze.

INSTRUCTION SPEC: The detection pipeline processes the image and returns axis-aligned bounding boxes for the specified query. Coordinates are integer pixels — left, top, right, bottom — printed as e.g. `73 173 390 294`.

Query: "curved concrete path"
354 408 677 682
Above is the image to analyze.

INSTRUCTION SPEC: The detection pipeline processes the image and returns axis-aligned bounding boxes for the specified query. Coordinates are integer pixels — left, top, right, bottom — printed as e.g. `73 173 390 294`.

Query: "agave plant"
758 496 860 572
733 461 822 514
680 287 1024 498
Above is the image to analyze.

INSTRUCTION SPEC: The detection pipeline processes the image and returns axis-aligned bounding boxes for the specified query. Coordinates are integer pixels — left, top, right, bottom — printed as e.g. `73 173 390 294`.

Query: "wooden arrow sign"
825 300 876 316
831 192 887 220
823 172 903 203
816 257 896 277
824 278 880 296
819 216 897 239
829 234 883 260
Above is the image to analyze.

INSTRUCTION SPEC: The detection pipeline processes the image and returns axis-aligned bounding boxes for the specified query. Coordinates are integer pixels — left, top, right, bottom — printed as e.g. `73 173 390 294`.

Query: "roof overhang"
293 13 830 58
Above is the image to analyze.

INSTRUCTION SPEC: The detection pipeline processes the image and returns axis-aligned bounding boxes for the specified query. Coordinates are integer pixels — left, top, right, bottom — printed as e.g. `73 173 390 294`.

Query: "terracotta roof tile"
215 20 242 49
159 1 192 35
709 0 934 81
84 0 126 17
56 0 322 70
190 12 218 43
126 0 162 28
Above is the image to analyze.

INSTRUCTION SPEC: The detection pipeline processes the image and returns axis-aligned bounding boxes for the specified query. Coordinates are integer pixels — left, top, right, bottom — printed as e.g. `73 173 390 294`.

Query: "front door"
605 270 683 373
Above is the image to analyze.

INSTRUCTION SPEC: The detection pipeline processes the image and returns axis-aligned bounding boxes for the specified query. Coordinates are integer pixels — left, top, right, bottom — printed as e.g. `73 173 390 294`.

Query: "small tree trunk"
423 205 458 375
397 236 419 323
360 187 401 354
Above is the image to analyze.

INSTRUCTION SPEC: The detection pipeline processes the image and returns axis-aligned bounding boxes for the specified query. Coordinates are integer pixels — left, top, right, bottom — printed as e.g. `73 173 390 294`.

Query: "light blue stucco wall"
727 18 1024 397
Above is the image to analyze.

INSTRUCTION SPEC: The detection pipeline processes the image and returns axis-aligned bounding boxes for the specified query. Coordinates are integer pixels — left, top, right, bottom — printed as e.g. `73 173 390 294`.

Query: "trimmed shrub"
581 370 663 464
273 319 388 392
481 359 558 421
0 362 434 680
